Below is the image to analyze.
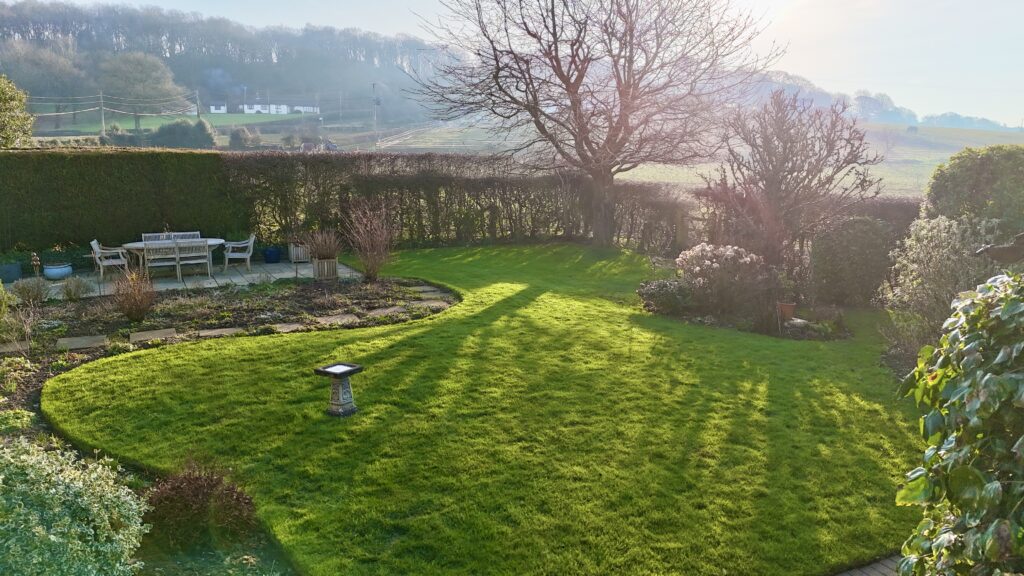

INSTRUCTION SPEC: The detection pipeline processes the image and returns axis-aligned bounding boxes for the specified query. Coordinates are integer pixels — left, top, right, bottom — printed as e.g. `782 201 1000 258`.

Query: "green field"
44 244 919 575
375 123 1024 196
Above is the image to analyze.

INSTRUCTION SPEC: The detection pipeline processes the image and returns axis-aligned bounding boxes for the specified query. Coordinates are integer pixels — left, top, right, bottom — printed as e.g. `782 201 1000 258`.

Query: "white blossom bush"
880 217 1001 353
675 243 776 321
0 439 148 576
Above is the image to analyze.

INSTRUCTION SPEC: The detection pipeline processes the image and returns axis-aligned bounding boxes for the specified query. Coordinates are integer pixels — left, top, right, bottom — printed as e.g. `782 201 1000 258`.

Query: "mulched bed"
37 277 455 339
1 276 457 424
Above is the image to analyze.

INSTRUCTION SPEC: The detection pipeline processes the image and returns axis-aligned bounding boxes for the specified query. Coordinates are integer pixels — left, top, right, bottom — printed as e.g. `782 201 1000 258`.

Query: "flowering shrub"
880 217 1000 353
0 439 148 575
637 279 690 316
675 243 775 321
897 273 1024 573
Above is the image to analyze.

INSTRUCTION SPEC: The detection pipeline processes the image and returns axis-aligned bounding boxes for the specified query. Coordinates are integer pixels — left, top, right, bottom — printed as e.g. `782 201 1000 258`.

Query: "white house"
291 102 320 114
241 103 290 115
208 102 228 114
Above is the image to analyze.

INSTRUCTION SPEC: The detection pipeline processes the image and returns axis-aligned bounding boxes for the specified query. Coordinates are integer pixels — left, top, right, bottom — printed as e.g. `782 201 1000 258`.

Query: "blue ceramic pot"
43 263 73 281
0 263 21 284
262 247 282 264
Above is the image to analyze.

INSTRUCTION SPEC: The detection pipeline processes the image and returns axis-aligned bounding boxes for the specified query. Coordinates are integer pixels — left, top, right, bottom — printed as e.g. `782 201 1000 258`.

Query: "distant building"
289 99 321 114
209 101 228 114
241 102 290 115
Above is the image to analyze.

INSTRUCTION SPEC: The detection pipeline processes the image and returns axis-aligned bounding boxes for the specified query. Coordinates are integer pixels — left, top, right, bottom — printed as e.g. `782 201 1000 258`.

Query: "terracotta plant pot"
776 301 797 321
313 258 338 281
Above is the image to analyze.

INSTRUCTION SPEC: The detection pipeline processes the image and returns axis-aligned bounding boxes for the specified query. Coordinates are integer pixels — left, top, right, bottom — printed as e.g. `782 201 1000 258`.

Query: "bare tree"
416 0 778 246
697 89 883 266
344 198 398 282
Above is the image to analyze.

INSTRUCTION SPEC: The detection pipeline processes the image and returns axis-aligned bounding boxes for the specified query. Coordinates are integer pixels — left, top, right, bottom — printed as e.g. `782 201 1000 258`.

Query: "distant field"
33 111 315 135
31 113 1024 195
372 123 1024 196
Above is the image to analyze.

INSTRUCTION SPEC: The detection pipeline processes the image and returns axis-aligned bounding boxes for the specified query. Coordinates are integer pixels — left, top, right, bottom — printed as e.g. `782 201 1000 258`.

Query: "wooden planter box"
288 242 310 263
313 258 338 281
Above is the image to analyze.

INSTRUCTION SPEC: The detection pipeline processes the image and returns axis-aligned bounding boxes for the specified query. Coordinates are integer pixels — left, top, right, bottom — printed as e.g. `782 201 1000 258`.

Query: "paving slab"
198 327 245 338
833 556 898 576
129 328 177 344
0 341 29 354
315 314 359 326
56 335 108 350
271 323 306 333
365 306 407 318
184 276 219 290
410 299 450 310
415 291 448 300
409 285 440 293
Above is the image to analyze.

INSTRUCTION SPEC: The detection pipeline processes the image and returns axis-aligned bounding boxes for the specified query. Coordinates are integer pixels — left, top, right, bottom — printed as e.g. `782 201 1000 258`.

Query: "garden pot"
776 301 797 321
262 246 282 264
288 242 310 263
313 258 338 281
43 263 73 281
0 263 21 284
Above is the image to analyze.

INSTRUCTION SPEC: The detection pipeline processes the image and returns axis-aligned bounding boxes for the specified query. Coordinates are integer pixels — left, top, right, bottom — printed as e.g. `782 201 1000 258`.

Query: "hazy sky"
59 0 1024 125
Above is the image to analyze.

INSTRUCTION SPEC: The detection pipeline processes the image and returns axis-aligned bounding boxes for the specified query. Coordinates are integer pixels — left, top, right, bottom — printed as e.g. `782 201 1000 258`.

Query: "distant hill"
0 0 435 127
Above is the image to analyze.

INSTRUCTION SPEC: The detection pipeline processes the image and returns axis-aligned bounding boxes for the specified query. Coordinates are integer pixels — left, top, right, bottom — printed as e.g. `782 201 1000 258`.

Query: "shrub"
228 127 260 149
150 119 215 149
897 273 1024 574
880 217 1000 353
811 217 892 305
60 276 92 302
10 277 51 305
0 408 34 433
924 145 1024 230
0 438 148 575
637 279 690 316
146 461 257 550
675 243 776 322
344 198 397 282
113 270 156 322
304 229 343 260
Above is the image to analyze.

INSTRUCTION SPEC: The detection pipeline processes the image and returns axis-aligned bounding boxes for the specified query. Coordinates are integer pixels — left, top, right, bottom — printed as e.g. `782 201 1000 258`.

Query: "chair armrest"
98 247 127 257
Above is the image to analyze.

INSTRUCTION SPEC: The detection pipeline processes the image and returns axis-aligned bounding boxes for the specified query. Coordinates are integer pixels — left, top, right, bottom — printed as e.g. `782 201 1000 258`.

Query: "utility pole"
99 90 106 137
195 89 201 120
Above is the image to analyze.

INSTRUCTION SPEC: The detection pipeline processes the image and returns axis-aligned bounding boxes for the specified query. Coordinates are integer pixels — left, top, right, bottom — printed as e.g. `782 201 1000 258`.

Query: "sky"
58 0 1024 126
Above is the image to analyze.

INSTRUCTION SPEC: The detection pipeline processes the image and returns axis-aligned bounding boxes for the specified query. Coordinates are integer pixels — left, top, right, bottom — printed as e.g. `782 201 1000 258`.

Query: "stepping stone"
416 291 447 300
271 323 306 333
315 314 359 326
198 327 244 338
365 306 407 318
0 341 29 354
56 335 108 350
410 300 450 311
129 328 177 344
409 285 440 293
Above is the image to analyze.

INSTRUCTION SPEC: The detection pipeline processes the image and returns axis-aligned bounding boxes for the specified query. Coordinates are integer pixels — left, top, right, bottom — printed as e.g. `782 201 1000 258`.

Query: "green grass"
43 244 920 575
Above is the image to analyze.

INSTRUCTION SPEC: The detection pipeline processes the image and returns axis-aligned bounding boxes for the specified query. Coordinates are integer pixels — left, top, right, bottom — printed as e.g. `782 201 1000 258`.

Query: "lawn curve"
43 244 920 575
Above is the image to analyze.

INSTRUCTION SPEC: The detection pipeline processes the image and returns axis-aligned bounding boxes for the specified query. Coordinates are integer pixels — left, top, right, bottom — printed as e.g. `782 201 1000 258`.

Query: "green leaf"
897 473 932 506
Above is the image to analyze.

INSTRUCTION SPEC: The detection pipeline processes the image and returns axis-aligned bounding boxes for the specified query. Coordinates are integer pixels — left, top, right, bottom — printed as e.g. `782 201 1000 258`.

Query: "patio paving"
47 261 361 300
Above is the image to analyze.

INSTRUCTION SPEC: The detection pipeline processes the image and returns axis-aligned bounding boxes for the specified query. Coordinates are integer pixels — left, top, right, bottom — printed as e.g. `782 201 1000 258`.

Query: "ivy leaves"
897 273 1024 574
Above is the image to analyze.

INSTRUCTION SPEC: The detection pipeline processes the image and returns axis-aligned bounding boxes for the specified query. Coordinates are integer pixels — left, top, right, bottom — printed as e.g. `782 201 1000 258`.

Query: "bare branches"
697 89 884 265
415 0 778 244
417 0 778 173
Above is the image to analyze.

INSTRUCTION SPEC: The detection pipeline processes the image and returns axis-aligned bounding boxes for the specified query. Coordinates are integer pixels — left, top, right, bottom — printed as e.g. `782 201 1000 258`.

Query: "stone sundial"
976 232 1024 265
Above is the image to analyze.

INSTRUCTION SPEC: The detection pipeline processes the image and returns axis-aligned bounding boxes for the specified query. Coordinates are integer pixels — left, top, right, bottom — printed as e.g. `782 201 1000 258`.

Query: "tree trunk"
590 172 616 247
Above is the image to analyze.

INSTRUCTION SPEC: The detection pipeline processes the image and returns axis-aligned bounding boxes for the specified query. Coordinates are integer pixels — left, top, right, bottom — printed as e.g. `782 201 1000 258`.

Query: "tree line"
0 1 435 127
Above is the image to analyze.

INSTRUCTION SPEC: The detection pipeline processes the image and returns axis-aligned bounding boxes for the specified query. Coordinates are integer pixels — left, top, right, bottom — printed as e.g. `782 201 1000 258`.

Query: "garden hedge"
0 149 690 255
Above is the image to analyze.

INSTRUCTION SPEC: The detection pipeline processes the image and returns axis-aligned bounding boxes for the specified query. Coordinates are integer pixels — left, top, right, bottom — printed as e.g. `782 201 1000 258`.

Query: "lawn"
42 244 920 575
